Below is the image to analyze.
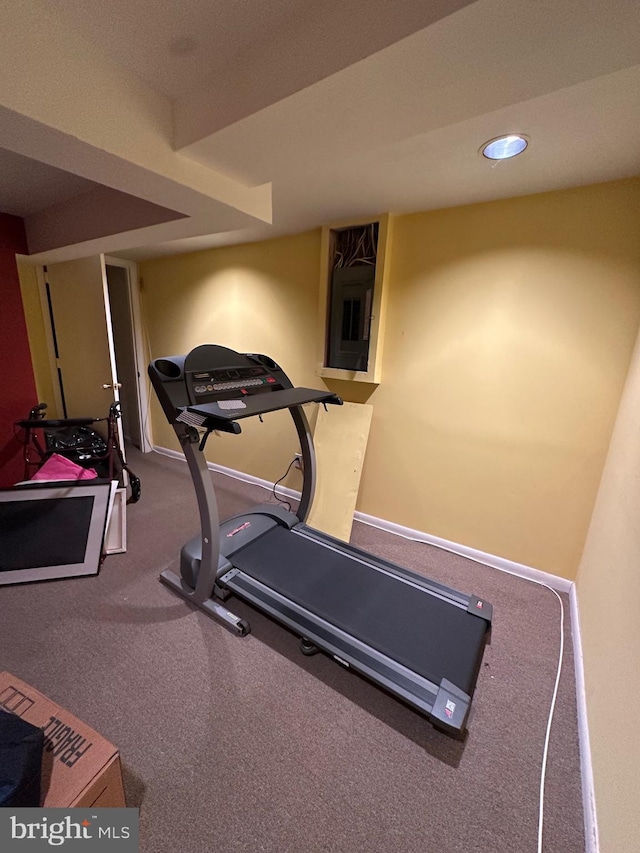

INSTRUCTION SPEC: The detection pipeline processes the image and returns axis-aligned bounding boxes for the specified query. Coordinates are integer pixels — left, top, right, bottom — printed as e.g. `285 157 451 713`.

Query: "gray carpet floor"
0 449 585 852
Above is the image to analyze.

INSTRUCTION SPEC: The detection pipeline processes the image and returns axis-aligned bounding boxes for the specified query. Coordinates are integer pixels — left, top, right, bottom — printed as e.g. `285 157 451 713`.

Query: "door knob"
102 382 123 390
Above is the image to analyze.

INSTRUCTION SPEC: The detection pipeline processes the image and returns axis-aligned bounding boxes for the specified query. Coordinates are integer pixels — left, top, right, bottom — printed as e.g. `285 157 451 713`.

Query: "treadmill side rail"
295 524 477 613
431 679 472 735
467 594 493 625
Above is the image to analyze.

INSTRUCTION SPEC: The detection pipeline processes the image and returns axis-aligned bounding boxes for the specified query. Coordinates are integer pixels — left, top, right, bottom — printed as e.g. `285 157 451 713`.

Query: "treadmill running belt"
231 526 487 695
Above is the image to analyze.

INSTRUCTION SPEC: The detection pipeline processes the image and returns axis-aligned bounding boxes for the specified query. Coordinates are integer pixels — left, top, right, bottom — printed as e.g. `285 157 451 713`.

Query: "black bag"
45 425 109 464
0 708 44 807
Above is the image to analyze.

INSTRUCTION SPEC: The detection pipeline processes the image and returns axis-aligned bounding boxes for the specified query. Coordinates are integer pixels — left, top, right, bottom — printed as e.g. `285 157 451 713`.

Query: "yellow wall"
364 178 640 578
141 230 324 481
576 322 640 853
140 177 640 580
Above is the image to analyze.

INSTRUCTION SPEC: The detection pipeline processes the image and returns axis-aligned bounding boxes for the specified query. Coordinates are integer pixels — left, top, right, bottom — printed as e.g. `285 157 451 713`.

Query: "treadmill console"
148 344 340 435
186 360 284 407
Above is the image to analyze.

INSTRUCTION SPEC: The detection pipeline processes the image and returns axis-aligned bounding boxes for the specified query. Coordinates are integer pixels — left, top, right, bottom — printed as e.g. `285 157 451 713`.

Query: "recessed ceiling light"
481 135 529 160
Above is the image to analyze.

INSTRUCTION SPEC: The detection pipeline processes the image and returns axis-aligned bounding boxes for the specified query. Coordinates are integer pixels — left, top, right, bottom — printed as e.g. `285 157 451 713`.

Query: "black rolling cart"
15 402 140 503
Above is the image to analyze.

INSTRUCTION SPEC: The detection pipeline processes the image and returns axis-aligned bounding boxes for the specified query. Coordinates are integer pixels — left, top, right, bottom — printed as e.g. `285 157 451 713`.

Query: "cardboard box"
0 672 125 808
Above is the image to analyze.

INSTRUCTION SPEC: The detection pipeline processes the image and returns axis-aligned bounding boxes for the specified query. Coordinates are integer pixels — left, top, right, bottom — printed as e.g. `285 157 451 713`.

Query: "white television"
0 480 112 586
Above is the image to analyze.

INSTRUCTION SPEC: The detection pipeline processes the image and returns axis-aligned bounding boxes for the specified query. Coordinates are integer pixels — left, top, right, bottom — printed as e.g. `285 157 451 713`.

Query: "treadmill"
149 345 492 735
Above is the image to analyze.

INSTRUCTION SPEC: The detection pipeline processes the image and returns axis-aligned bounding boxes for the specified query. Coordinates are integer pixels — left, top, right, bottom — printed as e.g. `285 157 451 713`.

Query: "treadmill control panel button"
212 378 264 391
188 364 283 404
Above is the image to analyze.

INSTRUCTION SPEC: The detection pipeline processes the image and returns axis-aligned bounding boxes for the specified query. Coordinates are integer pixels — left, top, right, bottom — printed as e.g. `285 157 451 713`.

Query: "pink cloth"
30 453 97 481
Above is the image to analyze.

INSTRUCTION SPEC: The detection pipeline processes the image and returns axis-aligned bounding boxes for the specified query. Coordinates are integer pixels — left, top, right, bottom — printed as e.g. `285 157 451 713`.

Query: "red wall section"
0 213 37 487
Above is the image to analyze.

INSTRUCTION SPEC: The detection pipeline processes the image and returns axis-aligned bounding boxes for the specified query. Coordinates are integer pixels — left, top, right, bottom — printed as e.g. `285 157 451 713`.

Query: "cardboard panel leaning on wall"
140 229 325 484
359 178 640 580
0 214 37 488
306 401 373 542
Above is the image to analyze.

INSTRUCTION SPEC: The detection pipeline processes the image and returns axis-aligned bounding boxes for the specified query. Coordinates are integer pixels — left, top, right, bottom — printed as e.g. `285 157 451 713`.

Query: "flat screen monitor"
0 480 112 586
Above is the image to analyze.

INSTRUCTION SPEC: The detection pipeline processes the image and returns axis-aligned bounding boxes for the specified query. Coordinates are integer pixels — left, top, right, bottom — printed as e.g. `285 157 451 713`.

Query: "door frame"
38 255 152 454
104 255 152 453
35 264 65 417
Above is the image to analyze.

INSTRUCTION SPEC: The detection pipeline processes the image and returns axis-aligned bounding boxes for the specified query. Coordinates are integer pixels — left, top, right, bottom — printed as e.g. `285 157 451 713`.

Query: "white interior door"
46 256 126 456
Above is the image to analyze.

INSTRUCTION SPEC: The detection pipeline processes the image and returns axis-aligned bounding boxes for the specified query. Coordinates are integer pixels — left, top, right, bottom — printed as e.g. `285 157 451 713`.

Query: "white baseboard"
354 511 573 593
153 445 183 463
570 586 600 853
153 444 302 500
152 443 596 848
153 444 572 590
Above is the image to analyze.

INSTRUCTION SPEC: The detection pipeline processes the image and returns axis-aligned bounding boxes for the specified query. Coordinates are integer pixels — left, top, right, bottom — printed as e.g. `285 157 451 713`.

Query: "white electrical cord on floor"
355 517 565 853
534 583 564 853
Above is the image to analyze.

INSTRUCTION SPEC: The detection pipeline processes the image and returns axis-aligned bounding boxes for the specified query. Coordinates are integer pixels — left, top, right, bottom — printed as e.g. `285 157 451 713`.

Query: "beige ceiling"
1 0 639 262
